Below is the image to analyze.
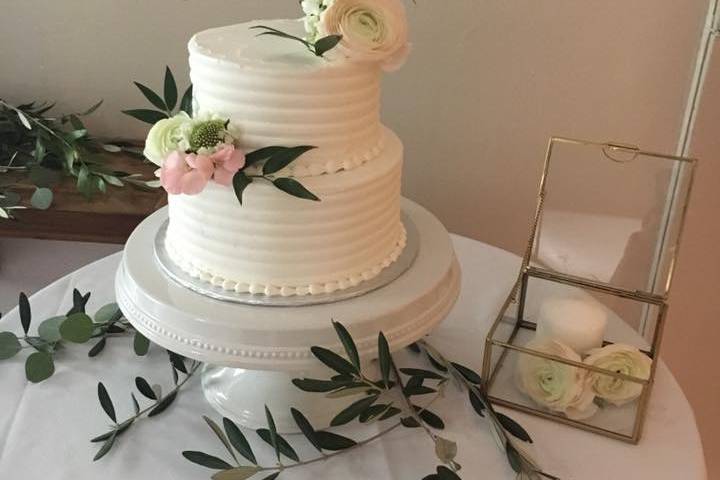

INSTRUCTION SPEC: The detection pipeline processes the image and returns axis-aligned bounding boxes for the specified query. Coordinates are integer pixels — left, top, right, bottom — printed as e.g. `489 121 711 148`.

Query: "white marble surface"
0 236 706 479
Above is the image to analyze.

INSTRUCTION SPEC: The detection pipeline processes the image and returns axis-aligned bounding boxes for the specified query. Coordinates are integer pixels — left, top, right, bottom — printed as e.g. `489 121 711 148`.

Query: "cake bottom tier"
165 130 405 297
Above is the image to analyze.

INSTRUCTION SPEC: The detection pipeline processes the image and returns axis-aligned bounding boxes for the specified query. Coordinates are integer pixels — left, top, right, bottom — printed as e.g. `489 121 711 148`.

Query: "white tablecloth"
0 236 706 479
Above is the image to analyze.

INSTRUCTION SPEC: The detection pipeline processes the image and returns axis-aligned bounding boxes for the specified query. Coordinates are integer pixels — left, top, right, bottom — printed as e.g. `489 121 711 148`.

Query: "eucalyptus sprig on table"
92 351 201 461
0 291 149 382
122 66 193 124
250 25 342 58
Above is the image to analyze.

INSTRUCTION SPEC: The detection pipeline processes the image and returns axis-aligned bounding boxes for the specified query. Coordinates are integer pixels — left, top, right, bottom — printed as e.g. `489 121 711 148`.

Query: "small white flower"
584 344 652 406
317 0 410 71
516 339 597 420
143 112 191 167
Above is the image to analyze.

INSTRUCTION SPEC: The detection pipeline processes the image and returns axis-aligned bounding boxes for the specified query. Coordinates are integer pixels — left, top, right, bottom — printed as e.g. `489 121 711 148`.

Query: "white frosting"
167 19 406 297
189 19 383 175
166 130 405 296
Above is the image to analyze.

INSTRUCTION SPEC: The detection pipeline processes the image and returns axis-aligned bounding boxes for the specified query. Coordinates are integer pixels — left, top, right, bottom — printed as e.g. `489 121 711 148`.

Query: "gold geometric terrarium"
481 136 696 443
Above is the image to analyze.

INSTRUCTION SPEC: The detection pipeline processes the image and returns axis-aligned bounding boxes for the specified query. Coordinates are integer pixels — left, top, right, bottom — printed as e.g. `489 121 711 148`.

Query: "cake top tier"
190 19 360 72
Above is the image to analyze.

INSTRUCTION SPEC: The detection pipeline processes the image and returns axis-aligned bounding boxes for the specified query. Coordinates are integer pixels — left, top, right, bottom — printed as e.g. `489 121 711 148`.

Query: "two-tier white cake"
158 12 410 297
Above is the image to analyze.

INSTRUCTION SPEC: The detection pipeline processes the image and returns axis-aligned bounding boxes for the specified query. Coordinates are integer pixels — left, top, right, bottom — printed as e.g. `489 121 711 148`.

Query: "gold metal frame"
481 136 697 444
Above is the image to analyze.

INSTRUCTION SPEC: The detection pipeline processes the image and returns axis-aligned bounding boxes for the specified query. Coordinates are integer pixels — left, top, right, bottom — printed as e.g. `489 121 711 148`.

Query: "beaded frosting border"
164 224 407 297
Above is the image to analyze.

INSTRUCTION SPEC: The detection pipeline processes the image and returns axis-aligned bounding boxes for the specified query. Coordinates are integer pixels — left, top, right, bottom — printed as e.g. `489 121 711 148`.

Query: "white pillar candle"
535 297 608 354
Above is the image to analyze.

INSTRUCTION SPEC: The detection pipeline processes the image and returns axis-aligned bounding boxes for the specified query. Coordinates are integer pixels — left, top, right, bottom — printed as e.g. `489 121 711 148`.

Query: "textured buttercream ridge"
164 223 407 297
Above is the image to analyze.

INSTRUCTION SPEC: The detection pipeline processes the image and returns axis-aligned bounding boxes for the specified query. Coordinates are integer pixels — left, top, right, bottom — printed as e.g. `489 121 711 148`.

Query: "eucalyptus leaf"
314 430 357 451
314 34 343 57
330 395 377 427
378 332 391 388
272 178 320 202
94 303 120 324
148 391 177 417
0 332 21 360
19 292 31 334
182 451 234 470
25 351 54 383
37 316 65 343
59 313 94 343
133 332 150 356
133 81 168 111
256 428 299 462
332 321 360 370
223 417 257 465
30 187 53 210
135 376 157 400
262 145 315 175
232 172 252 205
88 337 106 357
163 66 178 111
310 346 357 375
211 467 262 480
97 382 117 423
496 413 532 443
121 109 168 125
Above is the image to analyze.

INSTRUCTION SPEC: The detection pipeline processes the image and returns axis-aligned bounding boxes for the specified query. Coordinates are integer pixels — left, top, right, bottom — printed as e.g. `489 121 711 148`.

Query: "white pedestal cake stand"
115 198 461 432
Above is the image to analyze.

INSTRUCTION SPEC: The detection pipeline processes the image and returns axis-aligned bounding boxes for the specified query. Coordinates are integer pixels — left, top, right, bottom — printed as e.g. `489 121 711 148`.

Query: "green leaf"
451 362 482 384
358 403 390 423
133 331 150 356
223 417 257 465
399 368 445 380
310 346 358 375
259 474 280 480
0 191 21 207
378 332 391 388
148 391 177 417
94 302 121 324
332 321 360 370
19 292 31 334
272 178 319 202
506 444 523 473
417 407 445 430
401 416 421 428
67 129 88 140
378 406 402 421
93 431 117 461
164 66 178 111
232 172 252 205
59 313 94 343
25 351 54 383
132 393 140 414
496 412 532 443
436 466 462 480
122 109 168 125
468 389 485 417
314 34 343 57
102 144 123 153
315 430 357 451
404 385 436 397
182 451 234 470
90 418 134 443
264 406 280 462
211 467 262 480
434 436 458 463
330 395 377 427
0 332 21 360
88 337 106 357
133 81 168 111
203 416 237 462
180 84 193 115
167 350 188 373
292 378 343 393
16 110 32 129
256 428 299 462
37 316 65 343
81 100 104 116
77 165 95 199
263 146 315 175
245 146 286 166
135 376 157 400
290 408 321 452
325 386 372 399
97 382 117 423
426 353 448 372
30 187 53 210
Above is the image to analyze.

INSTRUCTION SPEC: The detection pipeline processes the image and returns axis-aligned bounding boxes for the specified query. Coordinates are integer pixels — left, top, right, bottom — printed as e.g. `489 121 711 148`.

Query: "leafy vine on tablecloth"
0 292 559 480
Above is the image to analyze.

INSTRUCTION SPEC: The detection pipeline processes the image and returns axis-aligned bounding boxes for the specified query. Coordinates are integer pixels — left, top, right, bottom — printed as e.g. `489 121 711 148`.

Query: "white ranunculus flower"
143 112 191 166
584 344 652 406
318 0 410 71
516 339 597 420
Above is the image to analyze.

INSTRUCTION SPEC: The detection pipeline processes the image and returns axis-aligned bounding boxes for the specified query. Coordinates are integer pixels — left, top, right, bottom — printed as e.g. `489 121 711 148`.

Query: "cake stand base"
116 198 461 432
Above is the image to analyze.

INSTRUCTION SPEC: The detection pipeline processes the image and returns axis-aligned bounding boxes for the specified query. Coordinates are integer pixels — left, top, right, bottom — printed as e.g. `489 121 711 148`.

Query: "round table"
0 236 706 479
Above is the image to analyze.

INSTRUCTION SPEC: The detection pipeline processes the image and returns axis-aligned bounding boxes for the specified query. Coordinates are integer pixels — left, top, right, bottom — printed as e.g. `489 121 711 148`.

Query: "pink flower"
158 145 246 196
210 144 246 186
